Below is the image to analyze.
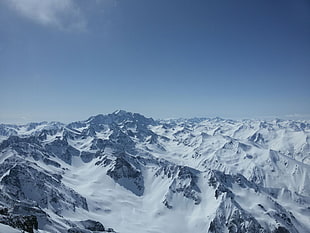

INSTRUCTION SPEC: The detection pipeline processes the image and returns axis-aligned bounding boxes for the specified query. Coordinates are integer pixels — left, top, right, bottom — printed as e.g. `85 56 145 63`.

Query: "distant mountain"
0 110 309 233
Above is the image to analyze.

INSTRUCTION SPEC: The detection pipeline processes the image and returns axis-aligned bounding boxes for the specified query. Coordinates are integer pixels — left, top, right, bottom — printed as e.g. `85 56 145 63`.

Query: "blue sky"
0 0 309 123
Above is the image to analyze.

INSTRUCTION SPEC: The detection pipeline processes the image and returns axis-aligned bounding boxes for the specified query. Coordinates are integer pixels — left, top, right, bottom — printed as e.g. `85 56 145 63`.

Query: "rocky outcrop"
0 158 88 214
0 112 309 232
107 156 144 196
45 137 80 164
208 199 266 233
67 219 116 233
0 207 38 233
156 164 202 208
79 219 105 231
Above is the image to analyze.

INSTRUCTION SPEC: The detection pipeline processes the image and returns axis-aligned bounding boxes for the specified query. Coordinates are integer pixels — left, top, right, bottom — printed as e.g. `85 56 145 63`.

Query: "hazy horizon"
1 0 309 124
1 109 310 125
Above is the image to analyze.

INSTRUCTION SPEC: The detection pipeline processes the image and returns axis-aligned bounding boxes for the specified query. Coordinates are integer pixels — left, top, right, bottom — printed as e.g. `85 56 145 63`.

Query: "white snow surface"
0 223 22 233
0 113 309 233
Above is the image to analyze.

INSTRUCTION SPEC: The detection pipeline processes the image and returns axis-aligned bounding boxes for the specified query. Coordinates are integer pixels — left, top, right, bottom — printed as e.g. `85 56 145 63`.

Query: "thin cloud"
4 0 86 31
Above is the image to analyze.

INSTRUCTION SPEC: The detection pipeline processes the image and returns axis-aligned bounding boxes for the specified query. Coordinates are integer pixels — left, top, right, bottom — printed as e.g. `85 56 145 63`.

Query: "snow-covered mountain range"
0 110 309 233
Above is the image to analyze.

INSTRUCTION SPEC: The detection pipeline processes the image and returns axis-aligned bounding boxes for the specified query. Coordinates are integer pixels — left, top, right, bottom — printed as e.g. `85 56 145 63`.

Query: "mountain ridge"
0 110 309 233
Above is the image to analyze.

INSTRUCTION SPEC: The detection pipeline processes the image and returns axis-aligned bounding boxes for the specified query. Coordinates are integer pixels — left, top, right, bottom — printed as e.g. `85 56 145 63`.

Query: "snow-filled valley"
0 110 309 233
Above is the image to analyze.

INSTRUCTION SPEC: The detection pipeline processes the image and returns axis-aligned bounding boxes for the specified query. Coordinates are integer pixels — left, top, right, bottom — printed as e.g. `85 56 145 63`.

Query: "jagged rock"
106 227 116 232
68 220 115 233
208 199 266 233
0 112 309 233
0 214 38 233
11 203 51 229
273 226 290 233
107 156 144 196
0 208 8 216
80 219 105 231
155 163 179 179
45 138 80 164
0 158 88 214
43 158 61 167
161 165 201 208
249 132 265 144
0 136 44 161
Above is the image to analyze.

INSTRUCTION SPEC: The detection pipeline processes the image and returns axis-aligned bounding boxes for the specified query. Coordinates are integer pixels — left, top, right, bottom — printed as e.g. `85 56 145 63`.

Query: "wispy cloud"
4 0 86 31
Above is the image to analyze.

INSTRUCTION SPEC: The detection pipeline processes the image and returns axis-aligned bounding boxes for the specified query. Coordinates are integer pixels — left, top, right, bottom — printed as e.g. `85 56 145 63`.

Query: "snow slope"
0 111 309 233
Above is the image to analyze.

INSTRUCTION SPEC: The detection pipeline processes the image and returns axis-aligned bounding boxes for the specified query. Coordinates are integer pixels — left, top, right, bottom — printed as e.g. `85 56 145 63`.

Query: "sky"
0 0 309 123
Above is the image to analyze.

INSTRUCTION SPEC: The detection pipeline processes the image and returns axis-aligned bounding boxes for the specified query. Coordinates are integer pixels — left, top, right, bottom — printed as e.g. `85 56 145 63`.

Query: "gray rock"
107 156 144 196
0 158 88 214
80 219 105 231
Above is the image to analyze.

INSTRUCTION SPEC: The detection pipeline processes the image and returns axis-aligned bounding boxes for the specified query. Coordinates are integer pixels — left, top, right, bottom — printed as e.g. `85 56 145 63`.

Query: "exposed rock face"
67 219 116 233
159 165 202 208
107 156 144 196
206 170 302 233
0 207 38 233
45 138 80 164
0 215 38 233
80 219 105 231
0 154 88 231
11 203 51 229
0 111 309 233
0 158 88 214
208 201 266 233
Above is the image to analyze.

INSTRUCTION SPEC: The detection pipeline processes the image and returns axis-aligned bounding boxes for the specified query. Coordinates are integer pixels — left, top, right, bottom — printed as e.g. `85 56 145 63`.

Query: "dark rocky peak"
87 110 156 127
81 111 158 142
107 110 156 130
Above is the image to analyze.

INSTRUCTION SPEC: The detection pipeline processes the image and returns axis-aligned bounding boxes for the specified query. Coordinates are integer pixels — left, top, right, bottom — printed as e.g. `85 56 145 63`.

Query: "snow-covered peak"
0 111 309 233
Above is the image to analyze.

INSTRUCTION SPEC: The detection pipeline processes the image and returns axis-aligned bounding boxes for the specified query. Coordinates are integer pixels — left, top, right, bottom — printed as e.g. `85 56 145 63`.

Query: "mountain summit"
0 111 309 233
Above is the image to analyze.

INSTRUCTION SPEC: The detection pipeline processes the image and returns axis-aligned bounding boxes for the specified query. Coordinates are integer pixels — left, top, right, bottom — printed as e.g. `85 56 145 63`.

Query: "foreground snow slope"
0 110 309 233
